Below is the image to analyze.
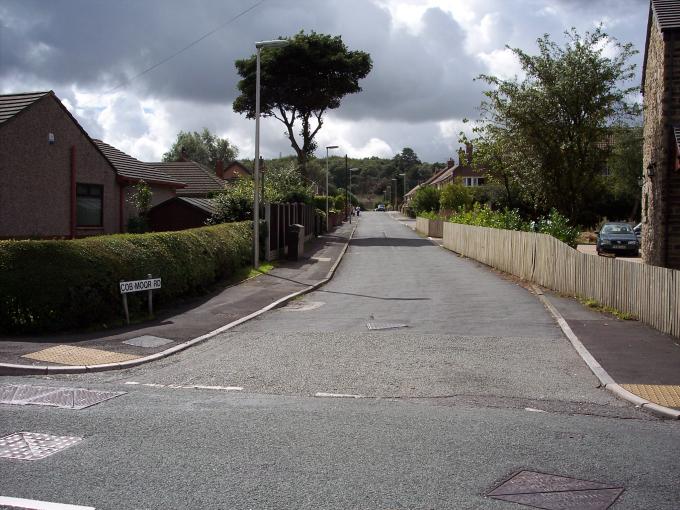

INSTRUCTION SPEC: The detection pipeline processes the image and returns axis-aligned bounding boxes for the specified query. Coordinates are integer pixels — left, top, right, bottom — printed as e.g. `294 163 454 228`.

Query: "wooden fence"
439 220 680 338
265 202 318 261
415 217 443 238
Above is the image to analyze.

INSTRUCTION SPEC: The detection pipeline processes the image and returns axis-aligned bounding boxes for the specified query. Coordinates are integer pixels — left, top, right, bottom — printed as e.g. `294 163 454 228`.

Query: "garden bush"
0 222 251 334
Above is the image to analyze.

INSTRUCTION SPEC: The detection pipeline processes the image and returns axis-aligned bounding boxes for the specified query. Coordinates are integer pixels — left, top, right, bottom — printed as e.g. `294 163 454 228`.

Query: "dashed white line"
0 496 95 510
524 407 547 413
124 382 243 391
315 392 365 399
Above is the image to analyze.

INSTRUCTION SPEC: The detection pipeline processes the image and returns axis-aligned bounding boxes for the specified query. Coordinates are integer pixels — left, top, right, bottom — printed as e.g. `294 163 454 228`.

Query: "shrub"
410 185 440 214
0 222 251 334
536 209 581 248
439 181 472 212
448 203 529 231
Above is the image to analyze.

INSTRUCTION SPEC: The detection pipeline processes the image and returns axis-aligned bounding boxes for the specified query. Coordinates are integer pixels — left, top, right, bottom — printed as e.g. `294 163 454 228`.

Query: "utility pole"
345 155 349 221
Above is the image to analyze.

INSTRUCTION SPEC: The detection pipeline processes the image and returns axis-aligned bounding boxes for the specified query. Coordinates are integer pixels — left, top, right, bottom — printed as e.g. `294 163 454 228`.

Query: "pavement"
389 211 680 418
0 221 356 375
2 212 679 418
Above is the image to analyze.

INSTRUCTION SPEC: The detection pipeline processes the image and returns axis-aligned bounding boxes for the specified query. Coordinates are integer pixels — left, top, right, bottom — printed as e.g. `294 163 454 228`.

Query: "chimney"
465 142 473 166
447 158 455 169
457 148 466 166
179 146 189 162
215 160 224 179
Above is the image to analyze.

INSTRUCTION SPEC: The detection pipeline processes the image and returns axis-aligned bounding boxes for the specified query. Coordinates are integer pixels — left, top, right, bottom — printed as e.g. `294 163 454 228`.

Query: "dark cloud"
0 0 650 162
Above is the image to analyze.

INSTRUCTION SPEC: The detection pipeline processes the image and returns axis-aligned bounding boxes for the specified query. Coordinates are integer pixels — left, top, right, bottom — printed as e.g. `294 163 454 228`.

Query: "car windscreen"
602 225 633 234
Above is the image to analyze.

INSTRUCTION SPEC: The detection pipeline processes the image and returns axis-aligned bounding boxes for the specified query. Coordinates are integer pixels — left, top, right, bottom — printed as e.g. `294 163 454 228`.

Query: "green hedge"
0 222 251 334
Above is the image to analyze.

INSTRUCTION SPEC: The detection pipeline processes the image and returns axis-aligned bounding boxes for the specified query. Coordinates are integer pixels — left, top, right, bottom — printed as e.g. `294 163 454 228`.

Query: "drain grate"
123 335 173 348
0 385 125 410
366 322 408 330
487 470 624 509
0 432 82 461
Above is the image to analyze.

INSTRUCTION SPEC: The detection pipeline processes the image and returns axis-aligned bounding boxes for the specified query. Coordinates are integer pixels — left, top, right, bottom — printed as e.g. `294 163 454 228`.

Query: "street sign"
119 275 161 324
119 278 161 294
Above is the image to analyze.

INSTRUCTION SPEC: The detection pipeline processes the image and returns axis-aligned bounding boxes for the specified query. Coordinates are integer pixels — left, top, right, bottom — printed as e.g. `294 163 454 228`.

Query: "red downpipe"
70 145 76 239
119 185 124 233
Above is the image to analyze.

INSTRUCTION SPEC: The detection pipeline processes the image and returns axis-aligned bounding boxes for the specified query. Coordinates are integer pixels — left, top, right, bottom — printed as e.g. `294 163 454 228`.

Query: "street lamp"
349 167 359 223
252 39 289 269
391 178 397 210
398 173 407 210
326 145 339 231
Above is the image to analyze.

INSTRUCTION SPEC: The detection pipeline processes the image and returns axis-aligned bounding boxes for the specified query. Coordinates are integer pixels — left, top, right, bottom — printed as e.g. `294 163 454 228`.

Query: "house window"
463 177 485 187
76 183 103 227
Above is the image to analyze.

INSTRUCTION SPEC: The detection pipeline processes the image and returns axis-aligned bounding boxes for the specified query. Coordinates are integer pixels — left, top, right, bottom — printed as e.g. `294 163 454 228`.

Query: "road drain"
487 470 624 509
366 322 408 330
0 384 125 410
0 432 82 461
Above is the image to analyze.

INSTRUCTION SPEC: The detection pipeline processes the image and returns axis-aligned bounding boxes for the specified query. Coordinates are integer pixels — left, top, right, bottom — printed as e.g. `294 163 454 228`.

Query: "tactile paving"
0 432 82 461
621 384 680 408
22 345 139 366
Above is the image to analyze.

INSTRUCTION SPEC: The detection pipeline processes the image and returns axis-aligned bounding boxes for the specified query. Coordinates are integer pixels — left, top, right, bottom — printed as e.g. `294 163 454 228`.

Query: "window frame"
76 183 104 227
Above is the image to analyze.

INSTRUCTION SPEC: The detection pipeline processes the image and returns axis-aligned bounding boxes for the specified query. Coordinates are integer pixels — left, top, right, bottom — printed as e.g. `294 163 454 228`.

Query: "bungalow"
0 91 184 239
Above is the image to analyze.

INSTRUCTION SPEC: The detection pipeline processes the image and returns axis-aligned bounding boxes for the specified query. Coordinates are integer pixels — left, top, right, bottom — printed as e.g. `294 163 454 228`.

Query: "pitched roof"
154 161 225 196
0 91 50 124
643 1 680 91
176 197 218 215
652 0 680 31
94 140 185 187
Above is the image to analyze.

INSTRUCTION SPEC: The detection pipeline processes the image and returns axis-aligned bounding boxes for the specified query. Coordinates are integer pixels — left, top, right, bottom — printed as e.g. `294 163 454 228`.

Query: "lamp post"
325 145 339 231
398 172 407 210
391 178 397 210
349 167 359 223
253 39 289 269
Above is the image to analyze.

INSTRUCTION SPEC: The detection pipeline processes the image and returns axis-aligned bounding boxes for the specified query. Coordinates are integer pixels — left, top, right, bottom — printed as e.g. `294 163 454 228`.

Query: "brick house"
0 91 184 238
642 0 680 268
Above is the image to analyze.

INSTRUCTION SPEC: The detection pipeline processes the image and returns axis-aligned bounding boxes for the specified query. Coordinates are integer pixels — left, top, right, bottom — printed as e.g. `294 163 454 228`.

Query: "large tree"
233 31 372 175
163 128 238 168
474 27 639 225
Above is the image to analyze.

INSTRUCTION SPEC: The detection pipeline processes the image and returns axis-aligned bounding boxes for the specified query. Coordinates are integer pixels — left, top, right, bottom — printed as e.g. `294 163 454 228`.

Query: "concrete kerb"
0 222 359 377
532 284 680 420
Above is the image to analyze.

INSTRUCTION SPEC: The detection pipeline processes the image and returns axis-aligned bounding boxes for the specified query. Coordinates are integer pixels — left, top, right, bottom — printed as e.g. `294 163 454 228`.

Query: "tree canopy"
471 27 639 225
233 31 372 174
163 128 238 168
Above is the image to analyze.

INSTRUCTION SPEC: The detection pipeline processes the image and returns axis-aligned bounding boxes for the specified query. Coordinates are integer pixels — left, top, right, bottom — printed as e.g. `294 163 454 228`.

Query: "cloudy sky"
0 0 647 164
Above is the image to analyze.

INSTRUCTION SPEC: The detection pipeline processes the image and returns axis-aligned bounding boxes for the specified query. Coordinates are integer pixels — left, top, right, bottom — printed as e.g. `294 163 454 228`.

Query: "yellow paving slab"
22 345 139 366
621 384 680 409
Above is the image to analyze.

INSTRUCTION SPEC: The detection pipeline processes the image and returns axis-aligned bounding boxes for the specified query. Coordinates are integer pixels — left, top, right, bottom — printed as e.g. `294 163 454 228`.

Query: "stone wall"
642 18 680 268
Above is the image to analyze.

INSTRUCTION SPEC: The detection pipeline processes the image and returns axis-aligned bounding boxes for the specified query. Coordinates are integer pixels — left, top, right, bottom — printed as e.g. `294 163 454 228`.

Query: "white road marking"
310 256 331 262
524 407 547 413
0 496 95 510
124 382 243 391
315 392 365 398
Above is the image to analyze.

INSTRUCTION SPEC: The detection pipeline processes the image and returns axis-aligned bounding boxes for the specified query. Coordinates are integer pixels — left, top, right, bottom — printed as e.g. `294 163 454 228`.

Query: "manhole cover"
283 301 325 312
487 470 624 509
123 335 173 348
0 385 125 410
0 432 82 461
366 322 408 330
22 345 139 366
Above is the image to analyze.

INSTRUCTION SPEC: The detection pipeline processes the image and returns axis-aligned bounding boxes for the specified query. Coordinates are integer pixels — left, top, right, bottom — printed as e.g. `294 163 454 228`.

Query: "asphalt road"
1 212 679 509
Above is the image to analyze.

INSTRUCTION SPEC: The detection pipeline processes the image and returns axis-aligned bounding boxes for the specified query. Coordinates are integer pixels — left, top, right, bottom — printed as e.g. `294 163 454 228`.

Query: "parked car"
596 222 639 257
375 204 386 212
